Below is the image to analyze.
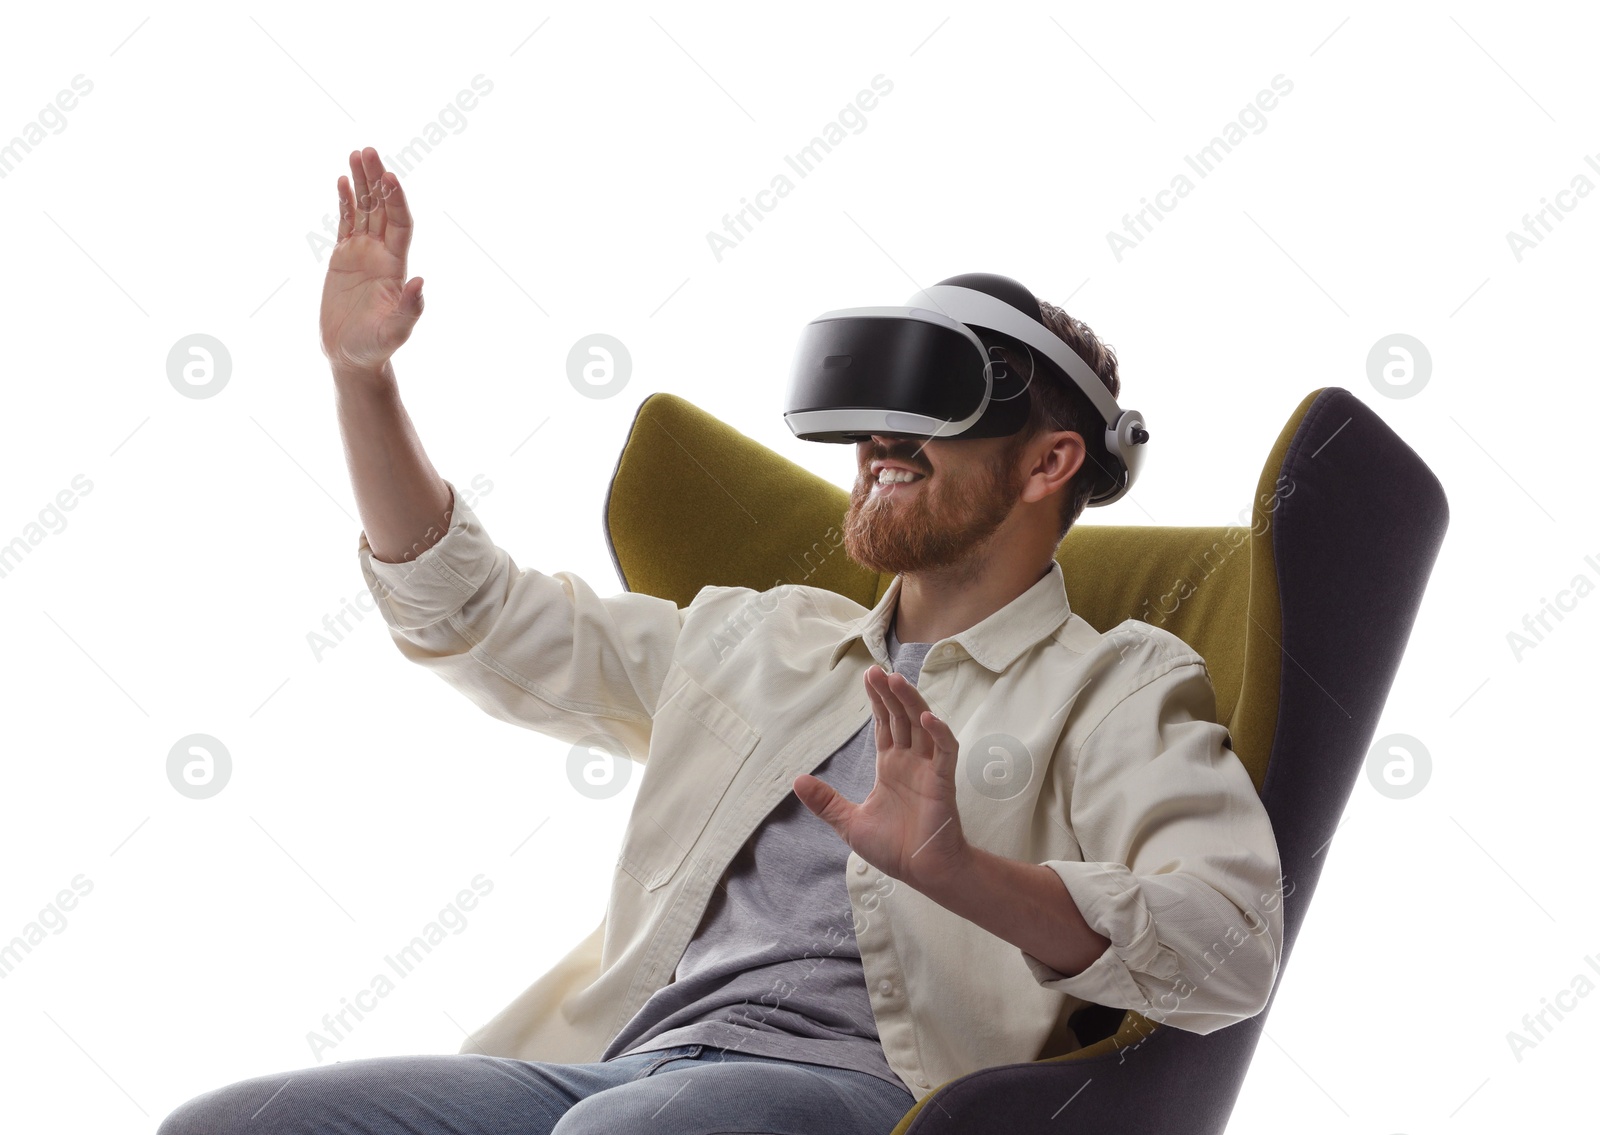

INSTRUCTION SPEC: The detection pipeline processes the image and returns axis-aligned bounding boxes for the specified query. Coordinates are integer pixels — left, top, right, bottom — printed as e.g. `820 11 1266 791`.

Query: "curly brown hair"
990 299 1123 545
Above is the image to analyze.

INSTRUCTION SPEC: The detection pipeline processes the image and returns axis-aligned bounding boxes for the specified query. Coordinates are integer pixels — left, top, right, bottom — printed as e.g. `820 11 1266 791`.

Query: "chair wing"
603 391 878 609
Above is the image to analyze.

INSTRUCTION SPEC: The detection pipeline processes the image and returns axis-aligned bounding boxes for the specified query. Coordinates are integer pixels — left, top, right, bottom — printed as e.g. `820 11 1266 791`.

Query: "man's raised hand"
319 146 424 380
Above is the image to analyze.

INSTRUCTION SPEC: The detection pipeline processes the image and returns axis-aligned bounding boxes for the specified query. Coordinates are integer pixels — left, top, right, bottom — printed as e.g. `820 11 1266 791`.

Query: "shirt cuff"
1020 858 1185 1011
357 479 495 630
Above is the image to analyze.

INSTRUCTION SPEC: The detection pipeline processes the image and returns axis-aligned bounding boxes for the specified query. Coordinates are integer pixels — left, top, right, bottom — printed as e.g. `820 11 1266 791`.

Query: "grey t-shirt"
599 618 932 1093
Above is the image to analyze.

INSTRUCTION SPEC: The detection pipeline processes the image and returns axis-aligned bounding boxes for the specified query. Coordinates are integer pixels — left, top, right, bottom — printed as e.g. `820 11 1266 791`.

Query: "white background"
1 2 1595 1132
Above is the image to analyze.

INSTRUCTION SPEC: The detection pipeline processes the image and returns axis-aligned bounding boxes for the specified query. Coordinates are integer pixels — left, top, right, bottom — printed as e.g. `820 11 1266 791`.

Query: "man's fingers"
920 711 959 778
336 175 354 242
920 710 956 748
882 669 938 757
358 148 388 241
794 773 853 840
863 669 892 753
348 149 371 235
340 148 412 263
398 276 425 318
380 170 414 262
867 667 910 749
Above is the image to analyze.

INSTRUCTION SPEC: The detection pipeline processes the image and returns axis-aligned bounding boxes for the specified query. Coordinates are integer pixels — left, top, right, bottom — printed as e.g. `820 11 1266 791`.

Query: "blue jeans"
156 1042 918 1135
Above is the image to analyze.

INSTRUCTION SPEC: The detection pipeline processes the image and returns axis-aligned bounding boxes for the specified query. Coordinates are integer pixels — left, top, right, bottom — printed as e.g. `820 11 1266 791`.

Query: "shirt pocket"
616 672 760 892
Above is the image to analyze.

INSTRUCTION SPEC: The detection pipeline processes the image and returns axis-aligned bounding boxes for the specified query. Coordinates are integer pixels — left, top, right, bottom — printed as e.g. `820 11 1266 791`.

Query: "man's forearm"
918 844 1111 979
334 362 454 565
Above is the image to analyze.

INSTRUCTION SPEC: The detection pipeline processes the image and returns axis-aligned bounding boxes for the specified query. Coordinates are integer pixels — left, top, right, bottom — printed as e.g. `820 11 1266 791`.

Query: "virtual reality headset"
782 272 1148 506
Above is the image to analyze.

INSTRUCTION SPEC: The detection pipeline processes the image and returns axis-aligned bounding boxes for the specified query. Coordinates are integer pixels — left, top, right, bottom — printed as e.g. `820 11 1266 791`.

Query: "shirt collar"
827 559 1073 674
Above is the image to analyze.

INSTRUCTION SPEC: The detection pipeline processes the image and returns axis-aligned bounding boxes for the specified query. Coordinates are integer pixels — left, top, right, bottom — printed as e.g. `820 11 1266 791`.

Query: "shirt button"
916 1076 930 1088
854 860 868 874
878 978 893 995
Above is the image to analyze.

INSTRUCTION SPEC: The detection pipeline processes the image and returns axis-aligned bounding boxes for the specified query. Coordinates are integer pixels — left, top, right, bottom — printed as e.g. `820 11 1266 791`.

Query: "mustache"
866 449 931 476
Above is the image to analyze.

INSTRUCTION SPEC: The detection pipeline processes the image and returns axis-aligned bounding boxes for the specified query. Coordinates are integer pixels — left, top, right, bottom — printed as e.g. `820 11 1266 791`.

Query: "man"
157 148 1283 1135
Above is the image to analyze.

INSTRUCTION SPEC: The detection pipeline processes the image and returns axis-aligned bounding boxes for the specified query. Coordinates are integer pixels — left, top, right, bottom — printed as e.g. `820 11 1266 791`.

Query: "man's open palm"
794 665 970 889
319 147 424 375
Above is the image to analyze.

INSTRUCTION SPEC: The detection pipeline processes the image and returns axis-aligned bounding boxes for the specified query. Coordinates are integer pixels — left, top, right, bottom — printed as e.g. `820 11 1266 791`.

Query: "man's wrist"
908 837 980 903
331 358 397 390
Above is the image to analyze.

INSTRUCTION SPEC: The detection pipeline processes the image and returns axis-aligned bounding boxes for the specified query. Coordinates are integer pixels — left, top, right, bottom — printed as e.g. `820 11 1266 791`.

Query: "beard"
841 436 1027 578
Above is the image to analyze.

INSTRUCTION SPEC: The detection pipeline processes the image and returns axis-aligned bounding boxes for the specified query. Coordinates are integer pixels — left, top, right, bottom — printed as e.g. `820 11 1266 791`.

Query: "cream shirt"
356 479 1285 1101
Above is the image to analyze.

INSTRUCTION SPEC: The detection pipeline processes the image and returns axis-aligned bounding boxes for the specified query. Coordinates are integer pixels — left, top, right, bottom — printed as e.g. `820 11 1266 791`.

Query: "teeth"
877 468 924 485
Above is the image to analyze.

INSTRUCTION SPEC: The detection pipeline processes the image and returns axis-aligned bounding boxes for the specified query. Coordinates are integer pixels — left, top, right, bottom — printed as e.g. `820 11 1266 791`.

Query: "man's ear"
1021 430 1086 503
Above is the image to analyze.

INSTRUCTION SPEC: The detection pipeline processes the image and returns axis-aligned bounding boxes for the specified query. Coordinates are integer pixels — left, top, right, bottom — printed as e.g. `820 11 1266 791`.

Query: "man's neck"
892 557 1053 646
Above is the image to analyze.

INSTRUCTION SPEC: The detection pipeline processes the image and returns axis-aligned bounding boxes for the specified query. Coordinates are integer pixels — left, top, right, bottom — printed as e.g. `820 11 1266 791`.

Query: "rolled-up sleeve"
357 478 688 763
1022 654 1285 1034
